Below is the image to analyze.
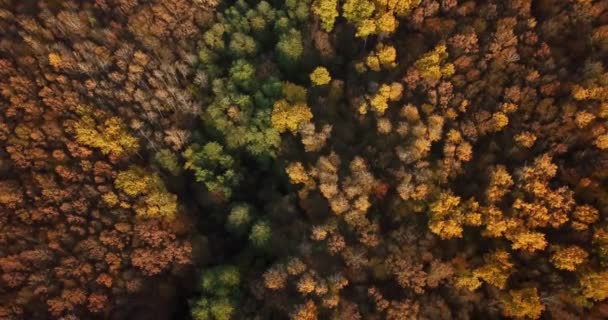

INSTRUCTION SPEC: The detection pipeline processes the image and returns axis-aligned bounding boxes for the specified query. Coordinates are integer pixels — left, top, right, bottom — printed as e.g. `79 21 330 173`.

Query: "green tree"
228 32 257 57
249 220 272 248
276 29 303 69
229 59 256 91
155 149 181 176
191 266 241 320
183 142 241 199
226 204 252 234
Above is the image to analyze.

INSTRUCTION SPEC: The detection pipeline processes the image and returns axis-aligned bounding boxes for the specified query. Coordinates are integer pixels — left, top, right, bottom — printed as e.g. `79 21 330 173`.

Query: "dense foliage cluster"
1 0 608 319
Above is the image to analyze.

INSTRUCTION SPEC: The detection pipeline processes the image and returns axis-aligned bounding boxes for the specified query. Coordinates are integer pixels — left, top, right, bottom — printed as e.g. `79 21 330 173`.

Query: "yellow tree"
474 250 513 289
310 67 331 85
271 99 313 134
551 246 588 271
313 0 339 32
75 116 139 157
500 288 544 319
414 45 455 84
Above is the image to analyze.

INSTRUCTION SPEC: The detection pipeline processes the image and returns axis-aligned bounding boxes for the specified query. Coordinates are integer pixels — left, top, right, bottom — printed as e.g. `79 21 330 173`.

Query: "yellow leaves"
115 166 150 197
365 43 397 71
428 192 481 239
429 219 463 239
114 166 177 219
500 288 544 319
313 0 339 32
572 205 599 230
271 99 313 134
474 251 513 289
572 84 608 101
310 67 331 86
361 82 403 115
355 19 377 37
456 251 514 291
508 231 547 253
376 12 397 34
48 53 62 68
344 0 420 37
102 192 119 207
482 208 519 238
580 272 608 301
486 165 513 203
75 116 139 158
455 272 482 291
414 45 454 83
286 162 316 198
377 0 421 16
551 246 588 271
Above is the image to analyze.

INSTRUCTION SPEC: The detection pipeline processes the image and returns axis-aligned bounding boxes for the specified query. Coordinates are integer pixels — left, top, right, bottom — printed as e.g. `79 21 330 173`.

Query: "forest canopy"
1 0 608 319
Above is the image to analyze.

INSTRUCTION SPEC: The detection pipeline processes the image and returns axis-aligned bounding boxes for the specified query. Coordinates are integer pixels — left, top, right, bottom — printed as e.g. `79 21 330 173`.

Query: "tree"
276 29 303 69
313 0 339 32
226 204 252 234
342 0 375 25
155 149 181 176
310 67 331 85
271 99 313 134
551 246 588 271
75 116 139 158
191 265 241 320
413 45 454 84
249 220 272 248
115 166 178 219
580 272 608 301
500 288 544 319
183 142 240 199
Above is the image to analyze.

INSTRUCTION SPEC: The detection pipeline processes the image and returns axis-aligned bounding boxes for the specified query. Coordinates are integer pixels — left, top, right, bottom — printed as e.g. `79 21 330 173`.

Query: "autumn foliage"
2 0 608 319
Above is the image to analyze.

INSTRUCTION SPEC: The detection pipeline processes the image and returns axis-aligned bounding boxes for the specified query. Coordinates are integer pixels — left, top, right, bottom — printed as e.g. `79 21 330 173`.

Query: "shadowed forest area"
1 0 608 319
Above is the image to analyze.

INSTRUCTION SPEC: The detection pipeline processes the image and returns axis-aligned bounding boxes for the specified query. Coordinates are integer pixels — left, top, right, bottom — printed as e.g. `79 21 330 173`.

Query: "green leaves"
249 220 272 248
192 266 241 320
276 28 303 69
228 32 257 57
183 142 240 199
229 59 256 91
226 204 252 234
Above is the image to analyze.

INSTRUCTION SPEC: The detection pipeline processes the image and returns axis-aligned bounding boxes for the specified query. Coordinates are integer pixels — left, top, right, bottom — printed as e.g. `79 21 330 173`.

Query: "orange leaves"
291 300 318 320
428 192 481 239
486 165 513 203
130 220 192 276
580 272 608 302
551 246 588 271
263 265 288 290
500 287 544 319
508 231 547 253
0 181 24 209
48 53 62 69
474 251 513 289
